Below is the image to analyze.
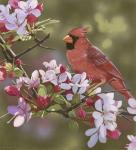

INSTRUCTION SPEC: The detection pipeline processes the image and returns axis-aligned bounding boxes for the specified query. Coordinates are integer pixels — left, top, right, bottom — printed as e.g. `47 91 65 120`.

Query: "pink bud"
36 3 44 12
27 14 38 25
76 108 86 119
4 85 20 96
0 22 9 32
0 67 7 82
53 85 61 92
86 98 94 107
107 129 121 140
60 65 66 73
36 96 50 109
15 59 23 66
8 0 19 9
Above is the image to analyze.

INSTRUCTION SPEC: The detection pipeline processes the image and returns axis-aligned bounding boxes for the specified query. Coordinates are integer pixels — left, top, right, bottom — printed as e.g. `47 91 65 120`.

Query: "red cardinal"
63 27 134 100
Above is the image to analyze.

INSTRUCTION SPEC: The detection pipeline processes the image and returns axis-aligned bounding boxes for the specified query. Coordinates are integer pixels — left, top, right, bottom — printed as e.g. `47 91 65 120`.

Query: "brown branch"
15 34 50 59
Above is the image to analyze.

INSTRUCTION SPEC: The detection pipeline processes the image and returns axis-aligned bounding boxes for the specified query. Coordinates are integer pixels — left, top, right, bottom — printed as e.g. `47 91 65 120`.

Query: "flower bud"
0 23 9 32
53 85 61 92
86 98 94 107
27 14 38 25
60 65 66 73
4 85 20 96
36 96 50 109
5 63 13 72
36 3 44 12
15 59 23 66
0 67 7 82
76 108 86 119
107 129 121 140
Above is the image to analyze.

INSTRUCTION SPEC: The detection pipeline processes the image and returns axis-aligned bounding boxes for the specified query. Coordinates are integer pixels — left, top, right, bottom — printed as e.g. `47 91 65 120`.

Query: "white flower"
18 0 41 17
23 70 40 88
85 126 107 148
60 72 89 101
93 93 122 130
0 5 10 22
43 60 62 74
127 98 136 121
126 135 136 150
5 9 27 35
39 69 58 85
85 93 122 148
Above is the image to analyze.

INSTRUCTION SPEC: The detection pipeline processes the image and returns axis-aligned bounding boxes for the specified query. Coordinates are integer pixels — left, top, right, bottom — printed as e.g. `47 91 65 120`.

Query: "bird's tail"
109 79 134 101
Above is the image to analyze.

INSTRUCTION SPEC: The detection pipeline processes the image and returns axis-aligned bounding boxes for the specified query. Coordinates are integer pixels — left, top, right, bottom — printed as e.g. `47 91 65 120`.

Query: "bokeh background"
0 0 136 149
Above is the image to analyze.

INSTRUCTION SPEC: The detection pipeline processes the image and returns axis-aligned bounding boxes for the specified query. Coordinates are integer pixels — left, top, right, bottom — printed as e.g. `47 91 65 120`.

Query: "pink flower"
126 135 136 150
0 67 7 82
4 85 20 96
7 97 32 127
5 9 27 35
18 0 41 17
8 0 19 9
107 129 121 139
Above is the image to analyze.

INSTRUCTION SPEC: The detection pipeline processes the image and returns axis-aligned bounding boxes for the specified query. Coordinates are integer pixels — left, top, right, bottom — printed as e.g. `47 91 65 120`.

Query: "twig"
15 34 50 59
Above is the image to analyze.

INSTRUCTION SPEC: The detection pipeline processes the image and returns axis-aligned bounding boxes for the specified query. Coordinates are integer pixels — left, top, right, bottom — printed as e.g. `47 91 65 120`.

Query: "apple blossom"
126 135 136 150
4 85 20 96
23 70 40 88
43 60 64 74
5 9 27 35
85 93 122 148
8 0 19 9
7 97 32 127
60 72 89 101
127 98 136 121
18 0 41 17
0 67 7 82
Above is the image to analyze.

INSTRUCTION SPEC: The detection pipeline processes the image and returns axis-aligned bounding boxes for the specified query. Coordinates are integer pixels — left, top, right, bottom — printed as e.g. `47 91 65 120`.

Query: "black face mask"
66 34 79 50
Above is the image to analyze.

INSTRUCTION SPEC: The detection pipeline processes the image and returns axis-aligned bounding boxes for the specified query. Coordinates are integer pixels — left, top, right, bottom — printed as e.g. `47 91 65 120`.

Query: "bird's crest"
69 27 89 37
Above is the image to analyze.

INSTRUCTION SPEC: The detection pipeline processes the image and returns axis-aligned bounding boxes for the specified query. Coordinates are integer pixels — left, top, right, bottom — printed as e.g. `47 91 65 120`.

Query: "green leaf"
32 111 48 118
71 94 81 105
68 120 79 131
53 94 71 108
14 67 23 77
47 104 63 112
46 83 53 94
68 110 76 118
38 84 47 97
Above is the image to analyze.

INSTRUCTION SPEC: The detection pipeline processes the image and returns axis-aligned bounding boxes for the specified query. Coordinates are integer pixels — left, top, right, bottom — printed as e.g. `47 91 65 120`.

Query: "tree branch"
15 34 50 59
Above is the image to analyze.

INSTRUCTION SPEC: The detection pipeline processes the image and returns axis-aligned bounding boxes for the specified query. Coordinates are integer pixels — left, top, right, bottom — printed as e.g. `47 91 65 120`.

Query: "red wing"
87 46 123 80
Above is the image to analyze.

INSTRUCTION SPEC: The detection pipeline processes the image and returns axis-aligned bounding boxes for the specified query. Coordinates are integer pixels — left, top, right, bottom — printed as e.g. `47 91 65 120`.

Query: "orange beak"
63 35 73 43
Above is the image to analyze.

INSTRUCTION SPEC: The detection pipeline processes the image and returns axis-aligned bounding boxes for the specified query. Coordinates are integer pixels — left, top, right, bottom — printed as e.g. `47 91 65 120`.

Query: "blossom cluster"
4 60 90 127
0 60 22 82
0 0 43 35
1 59 136 150
0 1 136 150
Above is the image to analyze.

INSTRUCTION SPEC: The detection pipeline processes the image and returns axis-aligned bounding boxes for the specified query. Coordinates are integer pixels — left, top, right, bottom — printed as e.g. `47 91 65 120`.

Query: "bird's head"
63 27 89 50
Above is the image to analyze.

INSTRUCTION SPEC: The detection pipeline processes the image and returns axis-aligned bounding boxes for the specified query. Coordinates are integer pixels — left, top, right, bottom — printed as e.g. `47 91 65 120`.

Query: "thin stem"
15 34 50 59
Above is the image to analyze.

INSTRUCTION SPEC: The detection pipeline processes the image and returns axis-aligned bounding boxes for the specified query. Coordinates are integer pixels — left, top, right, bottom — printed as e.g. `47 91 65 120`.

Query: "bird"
63 27 134 100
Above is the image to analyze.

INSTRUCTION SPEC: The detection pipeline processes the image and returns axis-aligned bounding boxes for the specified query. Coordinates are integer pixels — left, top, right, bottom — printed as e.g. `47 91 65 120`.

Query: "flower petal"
59 83 71 90
87 133 98 148
128 98 136 108
85 128 98 136
95 99 102 112
13 115 25 127
7 106 19 115
127 107 136 114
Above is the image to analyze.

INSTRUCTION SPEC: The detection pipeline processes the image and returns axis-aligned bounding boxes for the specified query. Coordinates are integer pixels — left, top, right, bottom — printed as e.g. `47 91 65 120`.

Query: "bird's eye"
69 34 78 39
